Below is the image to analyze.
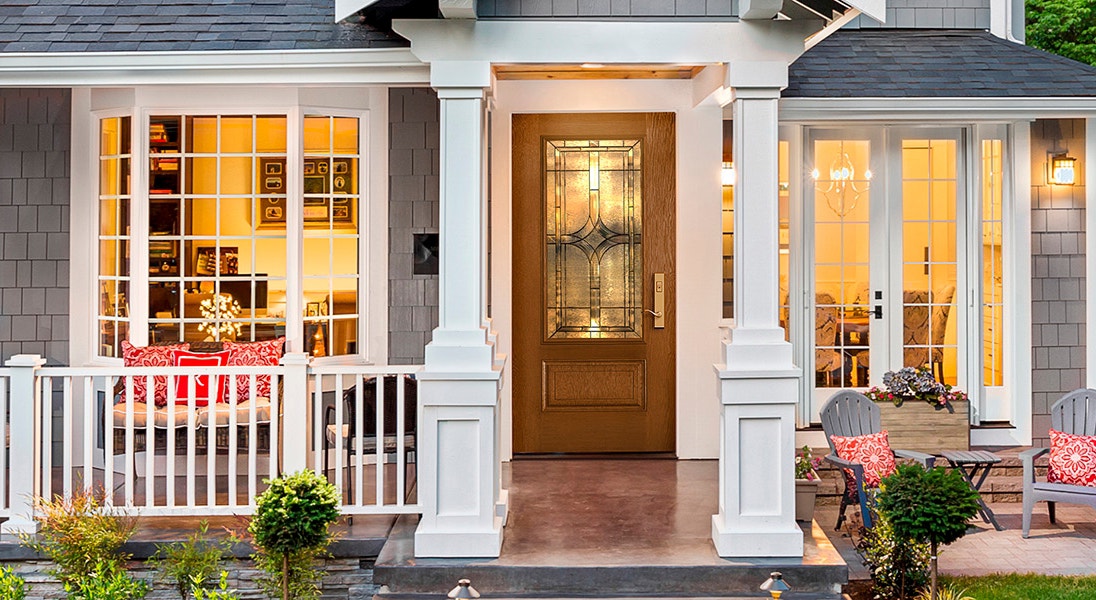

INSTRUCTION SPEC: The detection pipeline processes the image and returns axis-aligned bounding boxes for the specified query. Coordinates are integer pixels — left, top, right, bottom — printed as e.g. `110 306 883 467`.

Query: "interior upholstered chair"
1021 388 1096 538
815 293 843 387
899 286 955 379
821 390 936 529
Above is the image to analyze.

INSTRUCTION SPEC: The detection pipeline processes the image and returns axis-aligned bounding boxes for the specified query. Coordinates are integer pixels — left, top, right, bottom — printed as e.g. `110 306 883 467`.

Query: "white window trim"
71 87 390 368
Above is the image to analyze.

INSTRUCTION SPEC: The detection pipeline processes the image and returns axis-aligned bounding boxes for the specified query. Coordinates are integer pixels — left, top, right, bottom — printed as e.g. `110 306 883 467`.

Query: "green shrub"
63 562 148 600
248 471 340 600
0 566 27 600
20 489 138 596
918 585 975 600
149 521 234 600
190 572 241 600
877 464 981 600
854 507 930 600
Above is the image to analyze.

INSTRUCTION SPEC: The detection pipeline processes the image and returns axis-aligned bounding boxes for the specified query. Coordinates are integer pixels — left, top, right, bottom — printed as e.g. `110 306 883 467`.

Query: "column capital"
725 60 788 93
430 60 492 91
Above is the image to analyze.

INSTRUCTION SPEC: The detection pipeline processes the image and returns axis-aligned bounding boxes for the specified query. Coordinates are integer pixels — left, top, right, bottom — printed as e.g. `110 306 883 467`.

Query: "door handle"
652 273 665 329
873 305 883 319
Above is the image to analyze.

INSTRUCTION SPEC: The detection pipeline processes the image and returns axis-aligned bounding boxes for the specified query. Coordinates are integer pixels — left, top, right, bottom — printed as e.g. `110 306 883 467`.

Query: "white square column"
712 63 803 558
414 61 508 558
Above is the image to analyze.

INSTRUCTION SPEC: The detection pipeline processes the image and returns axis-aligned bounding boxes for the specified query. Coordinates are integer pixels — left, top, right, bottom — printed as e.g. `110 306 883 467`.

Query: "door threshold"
513 452 677 460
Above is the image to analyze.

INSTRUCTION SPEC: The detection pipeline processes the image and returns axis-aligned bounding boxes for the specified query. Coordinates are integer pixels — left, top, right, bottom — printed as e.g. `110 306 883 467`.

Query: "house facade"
0 0 1093 562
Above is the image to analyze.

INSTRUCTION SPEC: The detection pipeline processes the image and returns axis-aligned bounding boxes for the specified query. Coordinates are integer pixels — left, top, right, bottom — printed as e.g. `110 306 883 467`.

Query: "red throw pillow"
171 350 230 407
830 430 898 488
224 337 285 401
121 341 191 406
1047 429 1096 487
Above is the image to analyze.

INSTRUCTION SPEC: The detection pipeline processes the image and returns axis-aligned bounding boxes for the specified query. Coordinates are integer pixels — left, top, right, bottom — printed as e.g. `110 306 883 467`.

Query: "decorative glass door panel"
544 139 643 340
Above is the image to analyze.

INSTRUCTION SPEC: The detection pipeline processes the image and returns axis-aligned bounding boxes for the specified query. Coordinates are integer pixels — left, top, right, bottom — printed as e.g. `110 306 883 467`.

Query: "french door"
806 128 968 419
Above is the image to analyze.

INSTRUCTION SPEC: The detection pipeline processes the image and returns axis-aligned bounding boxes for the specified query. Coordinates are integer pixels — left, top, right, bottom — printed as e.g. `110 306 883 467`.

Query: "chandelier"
813 146 871 218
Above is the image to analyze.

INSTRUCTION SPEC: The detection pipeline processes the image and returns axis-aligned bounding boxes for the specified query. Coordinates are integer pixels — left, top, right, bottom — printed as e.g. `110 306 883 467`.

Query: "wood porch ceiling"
493 64 705 80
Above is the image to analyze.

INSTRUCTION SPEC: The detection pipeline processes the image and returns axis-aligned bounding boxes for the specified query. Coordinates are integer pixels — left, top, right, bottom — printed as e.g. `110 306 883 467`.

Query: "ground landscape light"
760 571 791 599
448 579 480 600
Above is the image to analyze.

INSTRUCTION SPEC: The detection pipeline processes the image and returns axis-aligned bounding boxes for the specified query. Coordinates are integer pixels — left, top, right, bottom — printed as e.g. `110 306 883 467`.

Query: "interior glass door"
806 128 966 419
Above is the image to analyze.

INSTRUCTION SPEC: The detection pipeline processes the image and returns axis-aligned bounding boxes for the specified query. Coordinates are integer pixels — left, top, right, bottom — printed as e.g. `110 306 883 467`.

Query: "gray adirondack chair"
1021 388 1096 538
821 390 936 529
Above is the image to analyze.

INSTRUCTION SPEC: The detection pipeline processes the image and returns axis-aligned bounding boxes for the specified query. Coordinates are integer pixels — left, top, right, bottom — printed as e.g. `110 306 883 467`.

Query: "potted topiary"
795 445 823 522
876 464 981 600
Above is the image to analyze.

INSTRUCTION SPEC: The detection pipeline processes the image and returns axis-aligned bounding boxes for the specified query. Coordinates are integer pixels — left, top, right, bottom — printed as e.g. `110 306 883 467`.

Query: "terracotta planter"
876 398 969 455
795 478 820 522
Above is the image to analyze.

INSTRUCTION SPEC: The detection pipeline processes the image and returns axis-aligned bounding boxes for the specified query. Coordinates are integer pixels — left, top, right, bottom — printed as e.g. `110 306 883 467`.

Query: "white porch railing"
0 354 421 531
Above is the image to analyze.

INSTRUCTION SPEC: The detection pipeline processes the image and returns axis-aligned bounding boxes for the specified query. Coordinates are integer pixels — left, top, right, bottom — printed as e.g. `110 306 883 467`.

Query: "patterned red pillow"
121 341 191 406
830 430 898 488
224 337 285 401
1047 429 1096 487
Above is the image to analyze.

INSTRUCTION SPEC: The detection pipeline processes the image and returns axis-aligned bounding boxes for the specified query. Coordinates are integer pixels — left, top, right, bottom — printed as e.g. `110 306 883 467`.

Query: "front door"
512 113 676 454
807 128 967 418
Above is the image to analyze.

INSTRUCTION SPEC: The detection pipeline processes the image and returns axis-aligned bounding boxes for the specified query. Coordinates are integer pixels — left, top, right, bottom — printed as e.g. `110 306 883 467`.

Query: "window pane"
98 116 132 358
982 139 1005 387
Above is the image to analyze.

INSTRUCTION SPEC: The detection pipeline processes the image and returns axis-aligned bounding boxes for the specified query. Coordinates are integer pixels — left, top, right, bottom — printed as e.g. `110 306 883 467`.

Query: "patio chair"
821 390 936 529
1021 388 1096 538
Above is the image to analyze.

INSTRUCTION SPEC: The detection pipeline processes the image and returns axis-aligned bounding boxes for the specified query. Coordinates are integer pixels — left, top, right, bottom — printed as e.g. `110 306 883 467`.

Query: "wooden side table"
941 450 1004 531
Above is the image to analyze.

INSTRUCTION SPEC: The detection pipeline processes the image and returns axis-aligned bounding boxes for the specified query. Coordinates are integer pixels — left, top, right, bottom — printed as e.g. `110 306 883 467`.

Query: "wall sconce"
721 161 736 187
813 150 871 218
1050 153 1077 185
760 572 791 599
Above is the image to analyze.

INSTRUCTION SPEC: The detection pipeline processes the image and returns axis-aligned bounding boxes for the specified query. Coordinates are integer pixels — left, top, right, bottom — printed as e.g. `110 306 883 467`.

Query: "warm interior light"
589 151 600 191
581 63 605 69
1050 153 1076 185
721 161 736 187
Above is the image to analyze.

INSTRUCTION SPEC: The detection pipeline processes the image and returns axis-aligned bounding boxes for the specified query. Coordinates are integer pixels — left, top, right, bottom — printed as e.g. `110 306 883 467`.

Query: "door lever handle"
873 305 883 319
646 309 664 318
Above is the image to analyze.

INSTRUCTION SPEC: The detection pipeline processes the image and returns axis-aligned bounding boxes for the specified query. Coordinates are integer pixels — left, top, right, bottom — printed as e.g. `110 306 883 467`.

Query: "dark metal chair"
820 390 936 529
1022 388 1096 538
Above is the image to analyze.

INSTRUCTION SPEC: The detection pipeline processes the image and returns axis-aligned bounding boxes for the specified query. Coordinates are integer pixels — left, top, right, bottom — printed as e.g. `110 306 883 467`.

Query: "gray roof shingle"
0 0 415 53
785 29 1096 98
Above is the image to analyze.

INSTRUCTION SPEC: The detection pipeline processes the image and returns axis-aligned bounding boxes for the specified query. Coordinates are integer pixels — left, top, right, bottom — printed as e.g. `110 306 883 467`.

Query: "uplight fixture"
1050 153 1077 185
760 572 791 599
448 579 480 600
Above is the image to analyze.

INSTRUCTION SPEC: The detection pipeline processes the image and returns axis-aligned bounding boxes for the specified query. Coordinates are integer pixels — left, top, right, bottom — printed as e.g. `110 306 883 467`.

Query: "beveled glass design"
545 139 642 339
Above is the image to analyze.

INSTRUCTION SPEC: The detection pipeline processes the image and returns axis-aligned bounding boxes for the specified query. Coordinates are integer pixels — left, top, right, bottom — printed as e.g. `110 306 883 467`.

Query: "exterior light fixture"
448 579 480 600
760 571 791 599
1050 153 1077 185
721 161 736 187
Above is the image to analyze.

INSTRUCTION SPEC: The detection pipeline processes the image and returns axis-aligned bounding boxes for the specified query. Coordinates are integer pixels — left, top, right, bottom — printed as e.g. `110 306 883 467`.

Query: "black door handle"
873 305 883 319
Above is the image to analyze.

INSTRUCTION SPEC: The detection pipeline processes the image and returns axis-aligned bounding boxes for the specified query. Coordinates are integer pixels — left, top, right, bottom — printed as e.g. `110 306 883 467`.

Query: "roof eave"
779 96 1096 121
0 47 428 87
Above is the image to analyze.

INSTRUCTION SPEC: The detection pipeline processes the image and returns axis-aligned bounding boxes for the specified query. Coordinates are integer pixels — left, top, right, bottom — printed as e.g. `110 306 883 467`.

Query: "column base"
414 515 505 558
711 514 803 558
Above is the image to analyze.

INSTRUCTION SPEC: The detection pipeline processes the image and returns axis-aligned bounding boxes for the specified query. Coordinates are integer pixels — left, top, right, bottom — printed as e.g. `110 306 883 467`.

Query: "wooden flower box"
876 398 970 455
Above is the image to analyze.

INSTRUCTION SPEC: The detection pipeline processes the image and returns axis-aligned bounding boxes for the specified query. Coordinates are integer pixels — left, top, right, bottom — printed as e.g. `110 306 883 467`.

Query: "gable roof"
786 29 1096 98
0 0 413 53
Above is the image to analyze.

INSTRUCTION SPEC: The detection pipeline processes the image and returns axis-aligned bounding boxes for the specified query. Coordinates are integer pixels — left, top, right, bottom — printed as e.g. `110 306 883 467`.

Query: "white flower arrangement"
198 293 243 340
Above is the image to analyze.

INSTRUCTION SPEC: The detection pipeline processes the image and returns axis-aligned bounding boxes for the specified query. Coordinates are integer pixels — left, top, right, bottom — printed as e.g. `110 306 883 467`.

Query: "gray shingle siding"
845 0 990 30
0 89 70 367
388 88 439 365
785 30 1096 98
0 0 410 53
1030 119 1087 448
479 0 735 17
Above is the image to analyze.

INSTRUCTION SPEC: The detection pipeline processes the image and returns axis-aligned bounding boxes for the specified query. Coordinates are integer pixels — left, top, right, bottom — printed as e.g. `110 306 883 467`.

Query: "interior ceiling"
493 64 706 81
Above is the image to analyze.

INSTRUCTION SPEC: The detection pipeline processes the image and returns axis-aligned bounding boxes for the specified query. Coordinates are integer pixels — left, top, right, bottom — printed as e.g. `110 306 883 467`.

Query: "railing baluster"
247 374 257 503
62 377 72 498
354 380 364 507
41 377 52 501
82 377 93 494
185 377 196 509
0 376 8 510
374 375 383 508
268 373 279 481
334 373 344 499
145 394 154 508
228 374 238 507
313 373 323 475
166 377 176 508
207 374 217 508
396 376 406 507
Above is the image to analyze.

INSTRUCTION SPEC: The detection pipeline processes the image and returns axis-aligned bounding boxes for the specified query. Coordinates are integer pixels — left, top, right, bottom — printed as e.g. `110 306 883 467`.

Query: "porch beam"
712 61 803 558
415 60 507 558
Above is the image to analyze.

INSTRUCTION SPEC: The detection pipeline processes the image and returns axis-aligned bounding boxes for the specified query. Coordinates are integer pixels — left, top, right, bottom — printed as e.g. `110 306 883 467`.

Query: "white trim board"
780 98 1096 122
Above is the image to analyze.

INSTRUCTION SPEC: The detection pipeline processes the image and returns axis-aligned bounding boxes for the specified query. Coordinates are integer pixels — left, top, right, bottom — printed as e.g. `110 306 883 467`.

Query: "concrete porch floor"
374 459 847 598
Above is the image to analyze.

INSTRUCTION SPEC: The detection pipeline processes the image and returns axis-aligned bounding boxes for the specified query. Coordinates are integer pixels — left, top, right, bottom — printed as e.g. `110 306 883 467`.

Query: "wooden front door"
512 113 676 454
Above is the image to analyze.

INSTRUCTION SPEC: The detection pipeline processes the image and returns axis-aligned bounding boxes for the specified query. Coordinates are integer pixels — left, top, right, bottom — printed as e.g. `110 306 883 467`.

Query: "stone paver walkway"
817 502 1096 578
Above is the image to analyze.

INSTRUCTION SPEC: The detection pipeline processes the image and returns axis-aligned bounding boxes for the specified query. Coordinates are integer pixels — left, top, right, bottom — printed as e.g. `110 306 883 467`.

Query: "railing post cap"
5 354 45 368
279 352 311 366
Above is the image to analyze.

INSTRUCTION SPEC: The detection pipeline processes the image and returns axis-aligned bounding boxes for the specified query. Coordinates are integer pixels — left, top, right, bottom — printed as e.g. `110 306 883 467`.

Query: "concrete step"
372 516 845 599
